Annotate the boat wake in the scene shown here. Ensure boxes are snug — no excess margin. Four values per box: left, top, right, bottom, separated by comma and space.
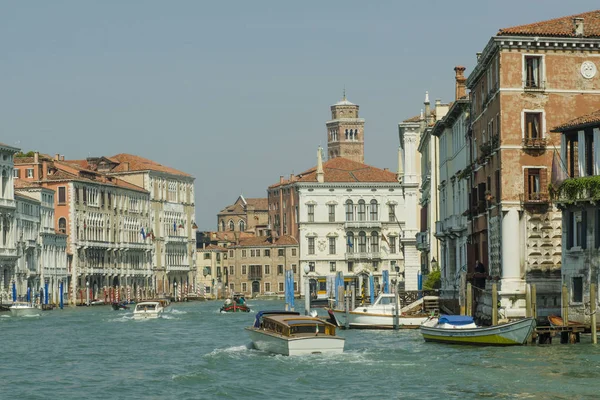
168, 309, 187, 315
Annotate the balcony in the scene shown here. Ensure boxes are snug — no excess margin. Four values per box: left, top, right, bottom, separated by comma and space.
523, 80, 546, 92
167, 235, 188, 243
344, 221, 382, 229
0, 198, 16, 208
554, 177, 600, 205
434, 220, 444, 238
166, 265, 191, 272
522, 137, 547, 149
345, 251, 382, 261
416, 232, 429, 252
520, 192, 550, 205
0, 247, 18, 258
248, 272, 263, 281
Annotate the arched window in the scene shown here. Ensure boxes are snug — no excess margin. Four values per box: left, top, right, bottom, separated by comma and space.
345, 129, 348, 140
346, 232, 354, 253
58, 217, 67, 234
358, 231, 367, 253
220, 220, 225, 231
350, 129, 355, 140
371, 231, 379, 253
1, 169, 7, 197
228, 220, 234, 231
345, 200, 354, 221
370, 200, 379, 221
357, 200, 366, 221
239, 220, 246, 232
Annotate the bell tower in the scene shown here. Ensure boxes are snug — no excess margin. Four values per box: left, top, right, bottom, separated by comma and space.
326, 92, 365, 163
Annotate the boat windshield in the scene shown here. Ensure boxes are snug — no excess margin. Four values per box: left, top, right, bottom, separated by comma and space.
136, 304, 157, 311
377, 296, 393, 305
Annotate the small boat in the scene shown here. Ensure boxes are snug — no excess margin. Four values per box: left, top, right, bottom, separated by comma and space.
245, 311, 345, 356
132, 300, 168, 319
420, 315, 536, 346
548, 315, 582, 327
89, 299, 105, 306
220, 295, 250, 313
111, 302, 130, 310
9, 302, 41, 317
328, 293, 436, 329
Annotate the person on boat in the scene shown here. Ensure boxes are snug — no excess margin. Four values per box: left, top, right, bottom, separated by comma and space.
236, 296, 245, 305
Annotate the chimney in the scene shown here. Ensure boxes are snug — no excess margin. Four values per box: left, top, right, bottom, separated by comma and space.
396, 146, 403, 182
574, 17, 584, 36
34, 152, 39, 163
280, 175, 284, 184
60, 155, 65, 161
424, 91, 431, 126
454, 66, 467, 100
54, 154, 60, 161
383, 168, 389, 172
123, 162, 130, 171
316, 146, 324, 183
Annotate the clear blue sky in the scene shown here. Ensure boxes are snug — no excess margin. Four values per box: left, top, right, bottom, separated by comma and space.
1, 1, 597, 229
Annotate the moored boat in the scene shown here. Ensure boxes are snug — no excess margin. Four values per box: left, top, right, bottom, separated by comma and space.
328, 293, 436, 329
9, 302, 41, 317
245, 311, 345, 356
132, 299, 169, 319
420, 315, 536, 346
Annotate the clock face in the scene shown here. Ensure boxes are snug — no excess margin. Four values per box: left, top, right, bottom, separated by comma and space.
581, 61, 597, 79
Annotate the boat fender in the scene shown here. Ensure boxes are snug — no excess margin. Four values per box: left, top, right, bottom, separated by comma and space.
363, 309, 367, 312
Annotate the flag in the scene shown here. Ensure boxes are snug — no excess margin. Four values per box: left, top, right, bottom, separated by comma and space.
140, 227, 146, 239
551, 150, 568, 189
178, 220, 185, 229
173, 221, 177, 232
347, 236, 353, 248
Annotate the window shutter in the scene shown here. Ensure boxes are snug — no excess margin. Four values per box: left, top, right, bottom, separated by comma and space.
540, 169, 548, 195
581, 210, 587, 249
523, 168, 529, 200
567, 211, 573, 249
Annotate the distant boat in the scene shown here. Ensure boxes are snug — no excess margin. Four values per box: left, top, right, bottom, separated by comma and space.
246, 311, 345, 356
420, 315, 536, 346
328, 293, 436, 329
111, 302, 129, 310
9, 302, 41, 317
132, 300, 169, 319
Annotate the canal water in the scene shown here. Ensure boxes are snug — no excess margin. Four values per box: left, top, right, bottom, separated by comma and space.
1, 300, 599, 399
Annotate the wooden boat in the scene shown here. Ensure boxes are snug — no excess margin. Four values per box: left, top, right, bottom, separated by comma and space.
548, 315, 581, 327
132, 299, 169, 319
220, 295, 250, 313
245, 311, 345, 356
328, 293, 436, 329
420, 315, 536, 346
111, 302, 130, 310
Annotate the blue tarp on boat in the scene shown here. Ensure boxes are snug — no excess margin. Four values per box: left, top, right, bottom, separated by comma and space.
438, 315, 474, 325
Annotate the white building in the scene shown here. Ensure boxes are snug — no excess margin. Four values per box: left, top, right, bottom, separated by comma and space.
432, 97, 470, 309
269, 148, 408, 298
0, 142, 19, 302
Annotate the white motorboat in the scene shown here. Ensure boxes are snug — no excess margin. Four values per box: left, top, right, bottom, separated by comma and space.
329, 293, 436, 329
9, 302, 41, 317
132, 300, 168, 320
246, 311, 345, 356
420, 315, 536, 346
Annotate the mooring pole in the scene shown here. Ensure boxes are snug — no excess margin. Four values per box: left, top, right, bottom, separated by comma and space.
531, 284, 537, 320
466, 282, 472, 317
344, 290, 350, 330
525, 284, 532, 318
562, 283, 568, 326
492, 283, 498, 325
591, 283, 597, 345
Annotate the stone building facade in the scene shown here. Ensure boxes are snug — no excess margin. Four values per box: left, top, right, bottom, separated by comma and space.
0, 143, 19, 302
217, 195, 269, 235
465, 11, 600, 320
552, 110, 600, 324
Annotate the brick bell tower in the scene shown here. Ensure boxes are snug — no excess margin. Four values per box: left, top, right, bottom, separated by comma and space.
326, 91, 365, 163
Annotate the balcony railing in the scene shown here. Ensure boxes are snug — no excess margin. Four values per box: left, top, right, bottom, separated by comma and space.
524, 80, 546, 91
520, 192, 550, 205
416, 232, 429, 251
166, 265, 191, 272
522, 137, 547, 149
0, 248, 18, 257
248, 272, 263, 280
344, 221, 382, 229
435, 221, 444, 237
345, 252, 381, 261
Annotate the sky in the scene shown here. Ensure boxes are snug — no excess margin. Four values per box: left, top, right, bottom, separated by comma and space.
1, 1, 598, 230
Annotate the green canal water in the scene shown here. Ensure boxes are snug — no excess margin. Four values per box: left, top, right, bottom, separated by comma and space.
2, 300, 600, 399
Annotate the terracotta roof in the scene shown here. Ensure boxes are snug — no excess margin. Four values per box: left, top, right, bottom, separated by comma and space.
274, 157, 398, 186
110, 153, 191, 177
551, 109, 600, 131
498, 10, 600, 37
14, 180, 41, 189
209, 231, 255, 242
244, 198, 268, 210
402, 114, 421, 123
200, 244, 227, 252
237, 235, 298, 247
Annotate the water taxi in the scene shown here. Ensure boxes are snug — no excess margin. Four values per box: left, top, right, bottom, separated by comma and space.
9, 302, 41, 317
420, 315, 536, 346
246, 311, 345, 356
132, 299, 169, 319
329, 293, 436, 329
